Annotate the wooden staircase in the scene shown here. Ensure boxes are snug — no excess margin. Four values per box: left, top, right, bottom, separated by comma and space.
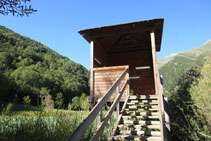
68, 67, 169, 141
111, 95, 162, 141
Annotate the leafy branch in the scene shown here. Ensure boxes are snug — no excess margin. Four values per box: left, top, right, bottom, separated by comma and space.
0, 0, 37, 17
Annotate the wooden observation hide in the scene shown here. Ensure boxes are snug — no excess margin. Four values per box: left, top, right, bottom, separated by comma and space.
79, 18, 164, 102
69, 18, 170, 141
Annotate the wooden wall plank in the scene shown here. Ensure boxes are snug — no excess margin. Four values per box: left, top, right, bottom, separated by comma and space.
94, 66, 128, 101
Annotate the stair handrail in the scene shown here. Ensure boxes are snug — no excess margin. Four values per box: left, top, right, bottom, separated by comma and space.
68, 66, 129, 141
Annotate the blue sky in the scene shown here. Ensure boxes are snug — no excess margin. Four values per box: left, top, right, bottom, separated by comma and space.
1, 0, 211, 69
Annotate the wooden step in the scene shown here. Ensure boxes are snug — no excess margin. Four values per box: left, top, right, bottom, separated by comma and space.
119, 130, 161, 136
127, 102, 158, 106
122, 120, 160, 125
124, 111, 159, 116
127, 105, 159, 109
113, 135, 161, 141
129, 95, 158, 100
118, 124, 160, 130
129, 100, 159, 104
122, 115, 159, 120
125, 108, 159, 112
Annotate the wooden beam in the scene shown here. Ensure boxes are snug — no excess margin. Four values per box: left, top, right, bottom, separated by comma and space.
150, 29, 158, 95
150, 30, 165, 141
93, 65, 128, 71
90, 41, 94, 99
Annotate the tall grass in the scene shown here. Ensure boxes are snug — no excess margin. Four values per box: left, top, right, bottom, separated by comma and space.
0, 110, 95, 141
0, 106, 116, 141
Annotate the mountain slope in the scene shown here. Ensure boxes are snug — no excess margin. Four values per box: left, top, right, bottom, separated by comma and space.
0, 25, 89, 105
157, 53, 177, 69
158, 40, 211, 95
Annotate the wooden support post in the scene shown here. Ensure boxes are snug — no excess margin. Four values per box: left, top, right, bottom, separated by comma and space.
151, 29, 164, 141
116, 85, 119, 118
90, 41, 95, 103
97, 98, 102, 128
150, 29, 158, 95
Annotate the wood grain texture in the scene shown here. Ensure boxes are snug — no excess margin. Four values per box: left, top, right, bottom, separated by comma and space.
94, 66, 128, 101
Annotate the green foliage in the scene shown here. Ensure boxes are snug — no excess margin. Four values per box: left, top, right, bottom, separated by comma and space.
168, 67, 203, 140
55, 92, 64, 109
44, 94, 54, 112
158, 41, 211, 140
1, 103, 13, 115
0, 111, 95, 140
72, 96, 80, 110
68, 103, 72, 111
23, 95, 31, 106
0, 26, 89, 106
189, 60, 211, 138
80, 93, 89, 110
0, 0, 37, 17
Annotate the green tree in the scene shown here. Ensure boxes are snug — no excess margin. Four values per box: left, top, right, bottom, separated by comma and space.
23, 95, 31, 109
40, 87, 50, 108
23, 95, 31, 105
168, 67, 206, 140
80, 93, 89, 110
55, 92, 64, 109
72, 96, 80, 110
0, 25, 89, 106
0, 0, 37, 16
190, 60, 211, 138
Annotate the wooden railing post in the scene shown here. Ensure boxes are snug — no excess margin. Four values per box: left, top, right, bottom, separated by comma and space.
97, 98, 102, 128
127, 72, 130, 97
116, 85, 119, 119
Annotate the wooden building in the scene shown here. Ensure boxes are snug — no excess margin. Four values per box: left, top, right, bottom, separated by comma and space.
79, 18, 164, 102
69, 18, 171, 141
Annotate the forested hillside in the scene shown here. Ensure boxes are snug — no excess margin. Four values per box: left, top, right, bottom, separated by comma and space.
0, 25, 89, 106
158, 40, 211, 96
158, 40, 211, 140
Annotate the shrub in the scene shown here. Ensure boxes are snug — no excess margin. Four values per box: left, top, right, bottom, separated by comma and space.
55, 92, 64, 109
1, 103, 13, 115
23, 95, 31, 106
80, 93, 89, 110
44, 94, 54, 112
72, 96, 80, 110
